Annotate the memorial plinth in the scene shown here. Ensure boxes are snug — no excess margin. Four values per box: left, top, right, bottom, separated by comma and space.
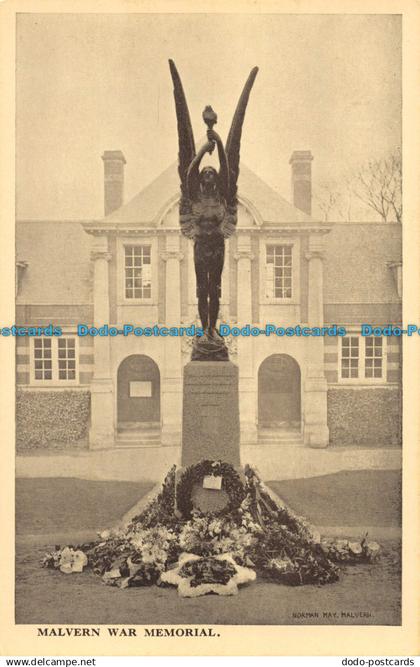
181, 361, 240, 467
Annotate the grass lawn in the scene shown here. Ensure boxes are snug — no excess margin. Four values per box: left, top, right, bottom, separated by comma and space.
268, 469, 401, 527
16, 478, 154, 535
15, 471, 401, 625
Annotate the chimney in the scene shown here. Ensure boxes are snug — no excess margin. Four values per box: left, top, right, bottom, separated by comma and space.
289, 150, 313, 216
102, 150, 126, 216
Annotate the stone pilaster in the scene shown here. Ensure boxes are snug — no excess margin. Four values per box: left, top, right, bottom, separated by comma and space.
89, 236, 114, 449
160, 236, 184, 445
303, 234, 329, 448
234, 234, 257, 445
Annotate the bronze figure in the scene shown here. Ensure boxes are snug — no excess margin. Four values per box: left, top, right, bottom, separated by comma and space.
169, 60, 258, 359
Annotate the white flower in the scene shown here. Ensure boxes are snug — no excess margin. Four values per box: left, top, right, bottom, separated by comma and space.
308, 530, 321, 544
130, 535, 144, 550
349, 542, 363, 555
129, 527, 175, 566
366, 541, 381, 559
98, 529, 110, 540
142, 551, 155, 564
102, 567, 122, 581
209, 519, 223, 535
269, 557, 294, 574
71, 551, 88, 572
58, 547, 88, 574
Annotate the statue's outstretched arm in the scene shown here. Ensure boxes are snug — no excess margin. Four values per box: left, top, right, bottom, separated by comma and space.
205, 129, 236, 238
186, 140, 214, 199
207, 129, 229, 201
180, 140, 214, 240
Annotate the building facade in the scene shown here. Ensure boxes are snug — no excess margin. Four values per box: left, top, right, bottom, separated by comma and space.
16, 150, 402, 451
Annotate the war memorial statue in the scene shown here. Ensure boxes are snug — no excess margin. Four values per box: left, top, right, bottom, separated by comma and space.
169, 59, 258, 360
38, 61, 383, 604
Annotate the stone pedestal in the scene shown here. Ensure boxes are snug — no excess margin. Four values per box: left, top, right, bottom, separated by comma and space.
181, 361, 240, 467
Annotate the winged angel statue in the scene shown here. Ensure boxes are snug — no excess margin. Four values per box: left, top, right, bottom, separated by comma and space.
169, 60, 258, 359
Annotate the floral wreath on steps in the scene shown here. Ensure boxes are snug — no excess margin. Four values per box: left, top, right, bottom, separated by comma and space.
176, 460, 246, 519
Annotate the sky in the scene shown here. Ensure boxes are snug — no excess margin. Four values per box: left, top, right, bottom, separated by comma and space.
16, 13, 401, 221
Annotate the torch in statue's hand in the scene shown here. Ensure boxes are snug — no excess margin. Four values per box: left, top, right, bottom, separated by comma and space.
203, 105, 217, 155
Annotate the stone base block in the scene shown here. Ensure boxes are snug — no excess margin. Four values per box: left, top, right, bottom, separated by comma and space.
161, 425, 181, 446
181, 361, 240, 467
240, 422, 258, 445
304, 423, 330, 448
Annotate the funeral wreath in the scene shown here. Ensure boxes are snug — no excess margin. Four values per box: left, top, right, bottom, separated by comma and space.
176, 459, 246, 518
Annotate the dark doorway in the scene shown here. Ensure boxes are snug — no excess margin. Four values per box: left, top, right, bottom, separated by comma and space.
117, 355, 160, 425
258, 354, 301, 428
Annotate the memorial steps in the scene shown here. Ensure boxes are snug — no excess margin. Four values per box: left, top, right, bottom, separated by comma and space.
257, 420, 303, 446
116, 422, 161, 448
257, 428, 303, 446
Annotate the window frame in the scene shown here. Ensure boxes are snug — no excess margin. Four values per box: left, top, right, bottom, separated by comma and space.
118, 237, 157, 305
30, 335, 79, 386
260, 238, 300, 305
123, 243, 152, 301
339, 334, 387, 384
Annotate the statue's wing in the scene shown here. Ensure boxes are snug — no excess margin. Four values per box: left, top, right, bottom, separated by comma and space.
168, 60, 196, 198
225, 67, 259, 204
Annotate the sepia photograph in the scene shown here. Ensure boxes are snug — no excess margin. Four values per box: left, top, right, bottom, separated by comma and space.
4, 4, 417, 652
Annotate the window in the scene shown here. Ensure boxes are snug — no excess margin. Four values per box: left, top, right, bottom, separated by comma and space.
33, 338, 52, 380
32, 337, 77, 384
341, 337, 359, 379
340, 336, 385, 382
364, 336, 383, 379
265, 244, 292, 299
124, 245, 151, 299
57, 338, 76, 380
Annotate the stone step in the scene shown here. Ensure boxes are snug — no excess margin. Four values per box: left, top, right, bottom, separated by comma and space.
258, 425, 300, 430
258, 439, 303, 446
259, 439, 303, 444
259, 436, 302, 441
116, 434, 160, 443
115, 440, 161, 449
259, 431, 302, 438
117, 421, 160, 431
258, 431, 303, 445
117, 430, 160, 437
